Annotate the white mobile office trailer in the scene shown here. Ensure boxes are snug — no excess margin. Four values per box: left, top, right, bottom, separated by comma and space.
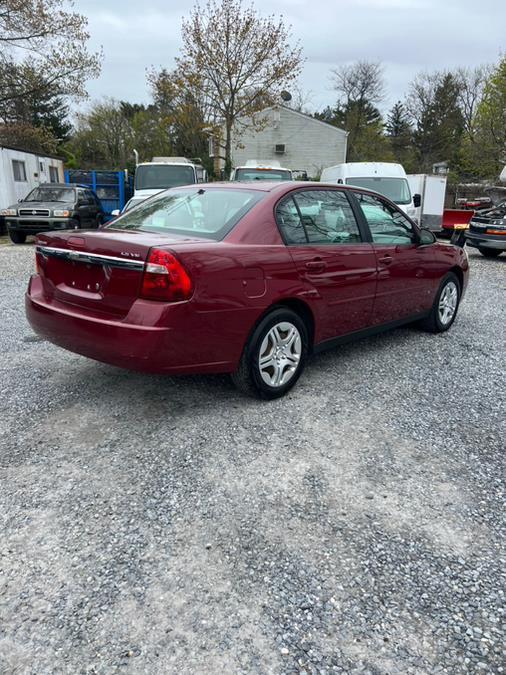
407, 174, 448, 231
320, 162, 419, 219
0, 145, 64, 209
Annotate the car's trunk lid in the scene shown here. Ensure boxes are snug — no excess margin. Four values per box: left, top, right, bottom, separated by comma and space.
36, 229, 206, 318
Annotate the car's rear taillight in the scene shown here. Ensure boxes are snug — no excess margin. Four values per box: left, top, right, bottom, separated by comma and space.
140, 248, 193, 302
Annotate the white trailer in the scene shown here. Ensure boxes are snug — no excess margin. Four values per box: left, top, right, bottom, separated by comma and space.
407, 174, 447, 231
0, 144, 64, 210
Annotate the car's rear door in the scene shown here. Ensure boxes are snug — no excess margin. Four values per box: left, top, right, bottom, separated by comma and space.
351, 190, 436, 325
276, 187, 377, 341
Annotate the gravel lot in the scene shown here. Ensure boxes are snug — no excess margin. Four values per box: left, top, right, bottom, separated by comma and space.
0, 239, 504, 674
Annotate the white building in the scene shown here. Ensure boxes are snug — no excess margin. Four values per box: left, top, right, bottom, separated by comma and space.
0, 144, 64, 209
220, 105, 348, 179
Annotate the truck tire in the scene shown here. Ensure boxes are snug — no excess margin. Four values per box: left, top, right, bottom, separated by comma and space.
479, 248, 502, 258
9, 230, 27, 244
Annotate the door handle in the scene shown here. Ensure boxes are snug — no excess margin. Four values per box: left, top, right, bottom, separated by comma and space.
305, 259, 326, 272
378, 254, 393, 265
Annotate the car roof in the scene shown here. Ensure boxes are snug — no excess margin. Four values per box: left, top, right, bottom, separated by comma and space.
36, 183, 75, 188
163, 181, 397, 202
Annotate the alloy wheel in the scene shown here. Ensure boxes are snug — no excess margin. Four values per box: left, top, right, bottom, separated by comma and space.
258, 321, 302, 387
438, 281, 458, 326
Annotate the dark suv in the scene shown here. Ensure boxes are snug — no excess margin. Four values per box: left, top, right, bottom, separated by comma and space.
1, 184, 104, 244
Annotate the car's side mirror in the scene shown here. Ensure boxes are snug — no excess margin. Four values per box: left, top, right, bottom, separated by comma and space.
413, 193, 422, 208
110, 209, 120, 217
418, 228, 436, 245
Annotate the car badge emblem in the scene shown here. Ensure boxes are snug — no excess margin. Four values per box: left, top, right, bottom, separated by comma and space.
32, 210, 37, 215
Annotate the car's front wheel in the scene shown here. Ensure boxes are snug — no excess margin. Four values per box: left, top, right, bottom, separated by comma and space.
8, 230, 26, 244
232, 307, 308, 399
419, 272, 460, 333
479, 248, 502, 258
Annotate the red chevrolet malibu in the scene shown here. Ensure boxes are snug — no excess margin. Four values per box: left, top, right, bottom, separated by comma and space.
26, 182, 469, 398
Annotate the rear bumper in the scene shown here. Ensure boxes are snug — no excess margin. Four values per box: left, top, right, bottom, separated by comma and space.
465, 232, 506, 251
25, 275, 238, 375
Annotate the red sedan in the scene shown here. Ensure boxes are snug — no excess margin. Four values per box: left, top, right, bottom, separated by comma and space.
26, 182, 469, 398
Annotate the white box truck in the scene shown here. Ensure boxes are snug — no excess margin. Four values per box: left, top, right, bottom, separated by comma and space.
230, 160, 293, 181
407, 174, 447, 231
133, 157, 207, 199
320, 162, 419, 219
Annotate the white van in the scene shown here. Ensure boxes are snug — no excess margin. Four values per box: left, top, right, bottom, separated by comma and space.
320, 162, 420, 219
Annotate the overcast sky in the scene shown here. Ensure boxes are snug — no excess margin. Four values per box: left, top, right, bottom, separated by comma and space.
79, 0, 505, 114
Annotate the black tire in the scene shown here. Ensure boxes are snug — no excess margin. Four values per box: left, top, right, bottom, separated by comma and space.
419, 272, 461, 333
8, 230, 26, 244
95, 214, 104, 228
231, 307, 309, 399
479, 248, 502, 258
69, 218, 80, 230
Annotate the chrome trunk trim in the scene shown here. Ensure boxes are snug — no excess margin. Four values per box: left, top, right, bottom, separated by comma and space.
36, 245, 145, 270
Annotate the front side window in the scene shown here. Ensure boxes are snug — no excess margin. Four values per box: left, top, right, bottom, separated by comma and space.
85, 190, 98, 205
355, 192, 415, 244
107, 188, 263, 240
12, 160, 27, 182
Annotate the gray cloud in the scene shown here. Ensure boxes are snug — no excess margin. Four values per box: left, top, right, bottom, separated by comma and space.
78, 0, 506, 114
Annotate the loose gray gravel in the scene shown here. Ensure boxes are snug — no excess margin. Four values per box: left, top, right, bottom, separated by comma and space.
0, 239, 504, 674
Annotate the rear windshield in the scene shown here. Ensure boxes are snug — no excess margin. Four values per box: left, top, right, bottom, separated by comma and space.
25, 187, 75, 202
345, 177, 411, 205
135, 164, 196, 190
235, 168, 292, 181
107, 188, 264, 240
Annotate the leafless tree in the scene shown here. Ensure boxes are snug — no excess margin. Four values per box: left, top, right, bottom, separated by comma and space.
152, 0, 303, 175
455, 65, 491, 139
331, 60, 385, 107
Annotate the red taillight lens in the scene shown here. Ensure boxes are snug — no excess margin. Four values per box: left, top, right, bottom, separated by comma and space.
140, 248, 193, 302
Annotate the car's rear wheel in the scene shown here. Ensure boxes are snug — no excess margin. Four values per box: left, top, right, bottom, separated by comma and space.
419, 272, 460, 333
232, 307, 308, 399
9, 230, 26, 244
479, 248, 502, 258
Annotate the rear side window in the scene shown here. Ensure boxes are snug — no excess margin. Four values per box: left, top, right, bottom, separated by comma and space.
276, 189, 362, 245
107, 188, 264, 240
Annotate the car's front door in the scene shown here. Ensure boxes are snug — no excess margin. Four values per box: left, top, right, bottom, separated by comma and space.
276, 188, 377, 341
351, 190, 436, 325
